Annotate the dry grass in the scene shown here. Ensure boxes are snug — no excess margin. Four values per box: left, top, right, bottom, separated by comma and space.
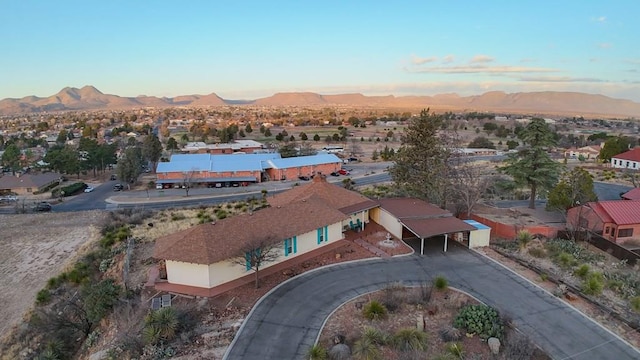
0, 211, 107, 341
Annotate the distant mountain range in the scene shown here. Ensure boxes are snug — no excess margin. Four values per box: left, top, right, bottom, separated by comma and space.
1, 85, 639, 118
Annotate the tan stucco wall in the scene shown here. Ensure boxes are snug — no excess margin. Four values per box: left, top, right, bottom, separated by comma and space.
167, 221, 345, 289
370, 207, 403, 239
166, 260, 210, 288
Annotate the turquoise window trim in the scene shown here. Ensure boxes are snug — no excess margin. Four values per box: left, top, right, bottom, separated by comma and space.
244, 251, 251, 270
324, 226, 328, 242
284, 238, 290, 256
293, 236, 297, 253
317, 228, 322, 244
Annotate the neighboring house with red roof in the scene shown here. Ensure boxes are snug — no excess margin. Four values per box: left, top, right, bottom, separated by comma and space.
611, 148, 640, 170
621, 188, 640, 201
152, 175, 484, 296
567, 201, 640, 243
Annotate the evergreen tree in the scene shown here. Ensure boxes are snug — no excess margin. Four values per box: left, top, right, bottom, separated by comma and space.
546, 167, 598, 211
142, 134, 163, 172
499, 118, 562, 209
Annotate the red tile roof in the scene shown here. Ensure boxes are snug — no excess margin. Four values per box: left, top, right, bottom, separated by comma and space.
377, 198, 449, 219
621, 188, 640, 201
153, 198, 346, 264
268, 175, 377, 214
589, 200, 640, 225
402, 217, 476, 239
612, 148, 640, 162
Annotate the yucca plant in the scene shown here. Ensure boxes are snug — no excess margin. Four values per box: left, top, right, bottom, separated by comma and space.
362, 300, 387, 320
144, 307, 179, 344
307, 344, 328, 360
574, 264, 590, 279
392, 328, 428, 352
434, 275, 448, 291
517, 230, 533, 248
352, 337, 381, 360
361, 327, 389, 345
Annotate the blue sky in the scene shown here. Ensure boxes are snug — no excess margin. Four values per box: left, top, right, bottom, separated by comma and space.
2, 1, 639, 101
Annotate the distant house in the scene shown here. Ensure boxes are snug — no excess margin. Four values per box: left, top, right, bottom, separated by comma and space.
0, 172, 62, 195
181, 140, 265, 154
611, 148, 640, 170
564, 145, 601, 160
567, 201, 640, 242
152, 176, 484, 296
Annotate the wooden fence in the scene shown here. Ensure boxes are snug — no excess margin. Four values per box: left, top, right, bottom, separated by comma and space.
557, 230, 639, 266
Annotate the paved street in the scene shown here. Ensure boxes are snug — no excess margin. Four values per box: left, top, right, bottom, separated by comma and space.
224, 245, 639, 360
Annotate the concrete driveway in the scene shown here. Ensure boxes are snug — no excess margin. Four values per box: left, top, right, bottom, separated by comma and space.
224, 245, 639, 360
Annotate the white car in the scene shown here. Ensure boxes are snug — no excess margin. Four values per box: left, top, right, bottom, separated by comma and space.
84, 186, 95, 193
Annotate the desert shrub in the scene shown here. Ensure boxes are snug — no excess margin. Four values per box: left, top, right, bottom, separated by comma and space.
67, 261, 91, 284
453, 304, 504, 340
630, 296, 640, 313
225, 203, 233, 209
574, 264, 590, 279
494, 239, 520, 252
582, 272, 604, 296
82, 279, 121, 324
143, 307, 179, 344
439, 326, 463, 342
603, 271, 640, 298
196, 209, 213, 224
382, 283, 404, 312
446, 342, 464, 358
361, 327, 389, 346
517, 230, 533, 248
556, 252, 576, 269
503, 331, 536, 360
352, 338, 381, 360
170, 212, 185, 221
307, 344, 328, 360
528, 247, 547, 258
36, 289, 51, 305
408, 282, 432, 305
392, 328, 428, 352
234, 202, 245, 209
362, 300, 387, 321
545, 238, 604, 264
432, 354, 457, 360
434, 275, 448, 291
215, 209, 228, 219
47, 274, 67, 290
540, 273, 549, 281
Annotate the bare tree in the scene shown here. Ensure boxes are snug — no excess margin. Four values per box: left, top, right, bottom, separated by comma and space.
622, 169, 639, 188
449, 161, 491, 217
233, 234, 280, 288
182, 169, 196, 197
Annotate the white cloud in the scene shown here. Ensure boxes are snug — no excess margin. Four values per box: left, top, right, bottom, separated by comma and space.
442, 55, 455, 64
597, 43, 612, 49
469, 55, 494, 64
411, 55, 438, 65
518, 76, 606, 83
408, 65, 558, 75
592, 16, 607, 23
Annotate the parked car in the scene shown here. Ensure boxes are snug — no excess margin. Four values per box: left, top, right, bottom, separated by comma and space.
156, 183, 163, 189
338, 169, 350, 176
347, 157, 359, 162
0, 195, 17, 202
84, 186, 95, 193
33, 202, 52, 212
110, 174, 117, 181
113, 183, 124, 191
298, 175, 311, 181
330, 172, 340, 177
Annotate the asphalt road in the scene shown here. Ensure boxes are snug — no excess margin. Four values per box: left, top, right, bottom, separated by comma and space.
224, 245, 639, 360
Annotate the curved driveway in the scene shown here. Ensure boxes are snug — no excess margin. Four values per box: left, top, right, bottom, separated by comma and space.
224, 246, 639, 360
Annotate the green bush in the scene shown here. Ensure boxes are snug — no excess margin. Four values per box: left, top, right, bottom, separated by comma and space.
52, 182, 87, 197
36, 289, 51, 305
215, 209, 228, 219
546, 238, 604, 264
557, 252, 576, 269
362, 327, 389, 345
362, 300, 387, 320
582, 272, 604, 296
574, 264, 590, 279
453, 304, 504, 340
392, 328, 428, 352
446, 342, 464, 358
630, 296, 640, 313
434, 275, 448, 291
170, 212, 185, 221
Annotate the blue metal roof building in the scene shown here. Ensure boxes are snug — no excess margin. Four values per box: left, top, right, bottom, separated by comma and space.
267, 153, 342, 169
157, 153, 281, 173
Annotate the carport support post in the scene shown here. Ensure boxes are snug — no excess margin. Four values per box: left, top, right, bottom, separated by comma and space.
420, 237, 424, 255
443, 234, 448, 252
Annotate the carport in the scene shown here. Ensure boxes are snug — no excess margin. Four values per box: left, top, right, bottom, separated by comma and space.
401, 216, 476, 255
371, 198, 477, 255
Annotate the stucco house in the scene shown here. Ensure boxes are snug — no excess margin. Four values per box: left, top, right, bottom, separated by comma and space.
611, 148, 640, 170
564, 145, 601, 160
0, 172, 62, 195
567, 201, 640, 243
152, 175, 490, 296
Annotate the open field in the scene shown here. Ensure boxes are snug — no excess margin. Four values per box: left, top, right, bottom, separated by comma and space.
0, 211, 106, 339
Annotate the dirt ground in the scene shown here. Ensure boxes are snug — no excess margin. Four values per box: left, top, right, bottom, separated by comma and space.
0, 211, 106, 339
